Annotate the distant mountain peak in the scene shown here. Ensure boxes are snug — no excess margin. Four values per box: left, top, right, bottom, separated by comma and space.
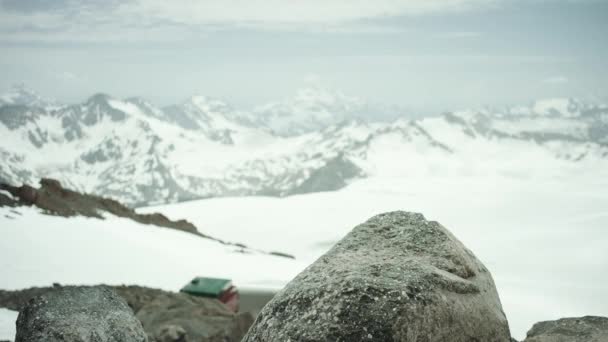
530, 97, 579, 117
1, 88, 607, 207
272, 86, 366, 110
252, 87, 404, 136
0, 84, 57, 108
187, 95, 232, 112
85, 93, 113, 105
292, 86, 361, 104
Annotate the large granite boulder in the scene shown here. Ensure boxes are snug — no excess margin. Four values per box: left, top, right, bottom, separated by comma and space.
15, 286, 147, 342
243, 211, 512, 342
524, 316, 608, 342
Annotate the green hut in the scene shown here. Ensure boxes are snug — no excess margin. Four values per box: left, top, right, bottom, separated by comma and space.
180, 277, 233, 298
180, 277, 240, 312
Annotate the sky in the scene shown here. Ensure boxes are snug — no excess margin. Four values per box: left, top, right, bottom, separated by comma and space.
0, 0, 607, 113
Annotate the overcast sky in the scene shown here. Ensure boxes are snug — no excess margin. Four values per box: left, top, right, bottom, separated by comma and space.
0, 0, 606, 113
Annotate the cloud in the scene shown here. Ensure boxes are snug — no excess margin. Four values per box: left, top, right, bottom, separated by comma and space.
50, 71, 79, 81
433, 31, 483, 39
120, 0, 498, 25
1, 0, 69, 13
542, 76, 569, 84
0, 0, 498, 42
303, 74, 324, 85
0, 0, 127, 13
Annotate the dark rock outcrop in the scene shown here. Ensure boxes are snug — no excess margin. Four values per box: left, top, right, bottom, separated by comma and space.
15, 286, 146, 342
0, 192, 17, 207
243, 211, 512, 342
0, 178, 198, 235
286, 154, 363, 196
0, 286, 58, 312
0, 178, 294, 259
524, 316, 608, 342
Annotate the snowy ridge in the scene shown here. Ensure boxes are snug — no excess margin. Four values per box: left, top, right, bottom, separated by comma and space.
0, 86, 607, 206
0, 205, 303, 291
251, 86, 405, 136
0, 84, 57, 109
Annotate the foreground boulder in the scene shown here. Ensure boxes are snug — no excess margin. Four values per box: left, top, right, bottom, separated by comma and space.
524, 316, 608, 342
243, 211, 511, 342
15, 286, 146, 342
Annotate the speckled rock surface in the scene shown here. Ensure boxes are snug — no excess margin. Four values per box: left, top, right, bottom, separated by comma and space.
1, 285, 255, 342
151, 324, 187, 342
15, 286, 147, 342
524, 316, 608, 342
242, 211, 511, 342
136, 292, 253, 342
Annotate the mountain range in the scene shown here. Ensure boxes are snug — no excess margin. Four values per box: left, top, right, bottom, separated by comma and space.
1, 84, 606, 207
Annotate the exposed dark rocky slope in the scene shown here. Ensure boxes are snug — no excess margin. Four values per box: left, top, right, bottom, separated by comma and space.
243, 211, 512, 342
0, 178, 294, 259
0, 178, 198, 235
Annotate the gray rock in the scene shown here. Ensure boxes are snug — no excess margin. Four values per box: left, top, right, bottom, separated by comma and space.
15, 286, 147, 342
286, 154, 363, 196
243, 211, 512, 342
136, 292, 253, 342
2, 285, 256, 342
524, 316, 608, 342
153, 325, 187, 342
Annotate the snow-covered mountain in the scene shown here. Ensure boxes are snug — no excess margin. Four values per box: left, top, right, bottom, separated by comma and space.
1, 86, 606, 206
0, 84, 57, 109
250, 86, 406, 136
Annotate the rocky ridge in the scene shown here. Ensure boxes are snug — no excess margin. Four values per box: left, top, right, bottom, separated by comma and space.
0, 178, 294, 259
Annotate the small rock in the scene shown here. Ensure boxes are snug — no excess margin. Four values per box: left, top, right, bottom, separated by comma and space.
137, 292, 252, 342
524, 316, 608, 342
154, 324, 187, 342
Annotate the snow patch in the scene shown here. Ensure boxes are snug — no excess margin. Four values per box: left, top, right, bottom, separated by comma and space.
0, 206, 304, 291
0, 308, 17, 342
0, 190, 14, 199
144, 174, 608, 340
532, 98, 575, 117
